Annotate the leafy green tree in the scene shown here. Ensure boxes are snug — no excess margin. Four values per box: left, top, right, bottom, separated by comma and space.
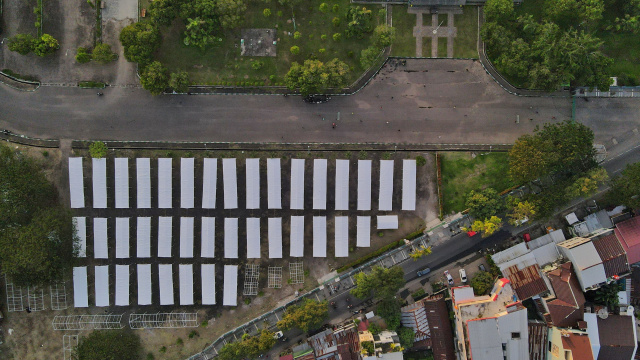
8, 34, 36, 55
465, 188, 504, 220
351, 266, 404, 300
120, 22, 161, 64
148, 0, 182, 26
76, 47, 92, 63
263, 8, 271, 17
277, 299, 328, 332
507, 198, 536, 226
377, 298, 401, 330
184, 17, 219, 49
484, 0, 514, 23
397, 327, 415, 349
284, 58, 350, 96
409, 245, 432, 261
33, 34, 59, 56
217, 342, 245, 360
345, 6, 374, 39
607, 162, 640, 208
319, 3, 329, 13
566, 167, 608, 198
360, 46, 379, 69
368, 323, 381, 335
372, 24, 396, 48
215, 0, 247, 29
290, 45, 300, 55
594, 283, 620, 309
89, 141, 108, 158
469, 216, 503, 237
332, 17, 341, 27
545, 0, 604, 27
277, 0, 302, 7
76, 330, 142, 360
361, 341, 374, 355
140, 61, 169, 95
169, 71, 190, 93
470, 270, 495, 295
92, 43, 118, 63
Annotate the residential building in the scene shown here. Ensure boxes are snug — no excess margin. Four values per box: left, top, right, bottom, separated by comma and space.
547, 326, 594, 360
452, 278, 529, 360
584, 309, 638, 360
293, 343, 315, 360
568, 210, 614, 238
526, 229, 567, 268
535, 262, 586, 328
307, 324, 361, 360
492, 242, 551, 301
615, 216, 640, 265
400, 294, 455, 360
528, 321, 549, 360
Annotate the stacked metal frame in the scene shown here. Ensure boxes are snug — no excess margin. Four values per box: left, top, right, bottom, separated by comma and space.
223, 158, 238, 209
224, 218, 239, 259
92, 158, 107, 208
357, 160, 372, 211
158, 217, 172, 258
181, 158, 195, 208
114, 158, 129, 208
246, 217, 261, 259
136, 158, 151, 208
202, 158, 217, 209
379, 160, 394, 211
201, 217, 215, 258
290, 159, 305, 210
158, 158, 172, 209
313, 159, 327, 210
180, 217, 194, 258
267, 158, 282, 209
246, 158, 260, 209
268, 217, 283, 259
136, 217, 151, 258
68, 157, 85, 208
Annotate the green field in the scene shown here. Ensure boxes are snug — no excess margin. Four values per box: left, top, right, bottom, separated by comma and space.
440, 152, 514, 214
453, 6, 478, 59
391, 5, 416, 57
152, 0, 383, 85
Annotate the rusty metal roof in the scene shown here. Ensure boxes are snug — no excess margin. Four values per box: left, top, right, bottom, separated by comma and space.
502, 264, 549, 300
592, 232, 630, 277
528, 322, 548, 360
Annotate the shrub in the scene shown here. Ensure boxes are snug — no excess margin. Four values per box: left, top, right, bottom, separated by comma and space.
89, 141, 108, 158
332, 4, 339, 12
319, 3, 329, 13
176, 338, 183, 346
294, 31, 301, 39
319, 48, 326, 53
416, 155, 426, 166
200, 320, 209, 327
76, 330, 142, 360
92, 43, 118, 63
33, 34, 60, 57
263, 8, 271, 17
146, 353, 155, 360
159, 346, 167, 353
188, 330, 199, 339
76, 47, 92, 63
8, 34, 36, 55
290, 46, 300, 55
269, 75, 276, 82
347, 50, 354, 57
333, 33, 341, 41
321, 34, 327, 40
244, 298, 252, 304
277, 10, 283, 17
368, 323, 381, 335
251, 60, 264, 70
308, 34, 314, 39
332, 17, 341, 27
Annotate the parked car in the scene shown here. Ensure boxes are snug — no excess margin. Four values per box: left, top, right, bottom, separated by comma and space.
303, 95, 331, 104
459, 269, 468, 283
274, 331, 284, 339
417, 267, 431, 277
444, 270, 454, 286
478, 264, 487, 272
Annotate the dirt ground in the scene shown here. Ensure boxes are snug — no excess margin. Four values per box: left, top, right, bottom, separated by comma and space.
0, 0, 137, 85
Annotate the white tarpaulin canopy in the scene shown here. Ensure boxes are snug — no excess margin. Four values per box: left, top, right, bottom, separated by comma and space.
377, 215, 398, 229
73, 217, 87, 257
402, 159, 417, 211
201, 217, 215, 258
290, 216, 305, 257
357, 216, 371, 247
137, 264, 152, 305
115, 265, 129, 306
379, 160, 394, 211
335, 160, 350, 210
268, 158, 282, 209
92, 158, 107, 208
136, 158, 151, 208
223, 159, 238, 209
224, 218, 238, 258
269, 217, 283, 258
202, 158, 217, 209
223, 265, 238, 306
357, 160, 372, 211
181, 158, 195, 208
116, 217, 130, 258
179, 264, 194, 305
180, 217, 194, 258
313, 159, 327, 210
334, 216, 349, 257
73, 266, 88, 308
290, 159, 305, 210
246, 218, 261, 259
115, 158, 129, 208
68, 158, 85, 208
136, 217, 151, 258
158, 158, 172, 208
245, 158, 260, 209
158, 217, 172, 257
95, 265, 109, 307
93, 218, 108, 259
159, 264, 174, 305
201, 264, 216, 305
313, 216, 327, 257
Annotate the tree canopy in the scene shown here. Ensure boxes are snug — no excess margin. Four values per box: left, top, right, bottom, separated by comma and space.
140, 61, 169, 95
377, 298, 402, 330
119, 22, 161, 64
217, 330, 275, 360
351, 266, 405, 300
470, 270, 495, 295
284, 58, 350, 96
465, 188, 505, 220
76, 329, 142, 360
397, 327, 415, 349
277, 299, 328, 332
607, 162, 640, 208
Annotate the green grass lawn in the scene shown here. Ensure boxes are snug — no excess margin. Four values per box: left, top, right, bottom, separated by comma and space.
437, 37, 447, 57
438, 13, 448, 27
391, 5, 416, 57
422, 37, 431, 57
440, 152, 514, 214
453, 6, 478, 59
153, 0, 382, 85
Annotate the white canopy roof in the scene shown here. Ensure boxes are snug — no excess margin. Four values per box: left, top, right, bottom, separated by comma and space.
201, 217, 215, 258
290, 216, 305, 257
158, 158, 172, 208
223, 158, 238, 209
269, 217, 283, 258
68, 157, 85, 208
73, 217, 87, 257
245, 158, 260, 209
92, 158, 107, 208
136, 217, 151, 258
179, 264, 194, 305
73, 266, 88, 308
180, 158, 195, 208
402, 159, 416, 211
202, 158, 217, 209
93, 218, 108, 259
137, 264, 152, 305
158, 264, 174, 305
180, 217, 194, 258
158, 217, 172, 257
313, 159, 327, 210
290, 159, 305, 210
115, 217, 130, 258
223, 265, 238, 306
357, 216, 371, 247
224, 218, 239, 258
201, 264, 216, 305
115, 265, 129, 306
357, 160, 372, 211
335, 160, 350, 210
377, 215, 399, 229
114, 158, 129, 208
136, 158, 151, 208
334, 216, 349, 257
94, 265, 109, 307
379, 160, 394, 211
313, 216, 327, 257
268, 158, 282, 209
246, 217, 261, 259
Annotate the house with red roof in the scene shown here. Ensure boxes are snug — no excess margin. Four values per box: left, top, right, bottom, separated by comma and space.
614, 216, 640, 265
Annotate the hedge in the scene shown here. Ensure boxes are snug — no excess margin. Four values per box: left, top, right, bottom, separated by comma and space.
337, 240, 404, 273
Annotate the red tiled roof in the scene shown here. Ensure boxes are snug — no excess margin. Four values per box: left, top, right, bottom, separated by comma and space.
528, 322, 548, 360
562, 333, 594, 360
502, 264, 549, 300
592, 233, 630, 277
615, 216, 640, 264
424, 294, 456, 360
546, 262, 585, 328
596, 315, 637, 360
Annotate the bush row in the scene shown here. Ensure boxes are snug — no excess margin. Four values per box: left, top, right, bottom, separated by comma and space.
337, 240, 404, 273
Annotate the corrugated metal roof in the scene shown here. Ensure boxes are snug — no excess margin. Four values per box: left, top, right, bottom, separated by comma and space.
592, 233, 630, 277
492, 242, 530, 264
527, 229, 566, 250
502, 264, 549, 300
424, 295, 456, 360
531, 242, 562, 267
528, 322, 548, 360
558, 239, 602, 270
401, 300, 431, 341
308, 329, 337, 358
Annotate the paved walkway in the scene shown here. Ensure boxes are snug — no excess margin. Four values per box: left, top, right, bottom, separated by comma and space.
409, 8, 458, 57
